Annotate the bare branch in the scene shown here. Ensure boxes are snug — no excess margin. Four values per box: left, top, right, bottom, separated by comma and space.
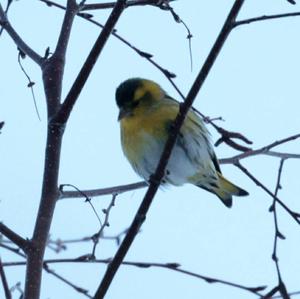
235, 162, 300, 226
81, 0, 174, 10
54, 0, 127, 125
0, 242, 92, 298
23, 2, 81, 298
0, 0, 12, 36
0, 258, 11, 299
0, 243, 26, 258
269, 159, 291, 299
93, 1, 245, 298
17, 51, 41, 121
0, 4, 43, 65
2, 258, 266, 297
54, 0, 78, 60
0, 223, 29, 253
46, 229, 128, 252
234, 11, 300, 27
60, 181, 147, 199
43, 263, 92, 298
265, 151, 300, 159
90, 194, 117, 258
220, 133, 300, 164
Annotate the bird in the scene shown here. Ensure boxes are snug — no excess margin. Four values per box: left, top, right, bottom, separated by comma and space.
115, 78, 248, 208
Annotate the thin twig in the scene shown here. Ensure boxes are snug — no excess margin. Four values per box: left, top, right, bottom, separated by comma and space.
235, 162, 300, 226
271, 159, 286, 281
0, 243, 26, 257
0, 258, 11, 299
9, 282, 23, 298
0, 4, 43, 65
2, 258, 266, 297
0, 242, 92, 298
220, 133, 300, 164
268, 159, 291, 299
81, 0, 174, 10
46, 229, 128, 253
90, 194, 117, 258
159, 1, 193, 71
60, 181, 147, 199
43, 263, 92, 298
17, 50, 41, 121
93, 1, 245, 298
234, 11, 300, 27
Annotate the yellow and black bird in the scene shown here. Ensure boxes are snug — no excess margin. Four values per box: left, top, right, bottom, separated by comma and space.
116, 78, 248, 207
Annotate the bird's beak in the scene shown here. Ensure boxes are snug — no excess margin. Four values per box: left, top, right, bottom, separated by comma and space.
118, 108, 132, 121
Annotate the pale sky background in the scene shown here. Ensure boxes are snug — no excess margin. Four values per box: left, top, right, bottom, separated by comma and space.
1, 1, 300, 298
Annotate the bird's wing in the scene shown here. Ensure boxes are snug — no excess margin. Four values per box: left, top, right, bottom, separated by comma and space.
160, 96, 221, 174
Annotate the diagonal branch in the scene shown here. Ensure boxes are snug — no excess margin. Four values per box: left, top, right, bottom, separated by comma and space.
54, 0, 127, 125
0, 242, 92, 298
0, 258, 11, 299
43, 263, 92, 298
0, 223, 29, 253
0, 4, 43, 65
235, 162, 300, 226
93, 1, 245, 298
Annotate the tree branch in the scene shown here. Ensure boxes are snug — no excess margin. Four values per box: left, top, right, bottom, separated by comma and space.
220, 133, 300, 164
234, 11, 300, 28
43, 263, 92, 298
2, 257, 266, 297
59, 181, 147, 199
0, 223, 29, 253
0, 258, 11, 299
93, 1, 245, 298
23, 2, 79, 298
41, 0, 79, 117
54, 0, 78, 60
23, 2, 126, 298
81, 0, 173, 10
54, 0, 127, 125
235, 162, 300, 226
269, 159, 291, 299
0, 4, 43, 65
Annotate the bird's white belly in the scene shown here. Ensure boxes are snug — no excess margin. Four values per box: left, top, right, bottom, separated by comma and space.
133, 132, 200, 186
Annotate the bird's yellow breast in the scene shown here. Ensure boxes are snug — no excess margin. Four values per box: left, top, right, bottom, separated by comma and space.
120, 101, 178, 164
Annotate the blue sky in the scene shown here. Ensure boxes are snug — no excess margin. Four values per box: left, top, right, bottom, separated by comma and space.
1, 1, 300, 298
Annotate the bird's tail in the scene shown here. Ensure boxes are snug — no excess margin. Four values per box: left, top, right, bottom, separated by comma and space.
213, 173, 248, 208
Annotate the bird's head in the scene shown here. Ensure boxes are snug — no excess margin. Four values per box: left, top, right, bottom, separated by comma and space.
116, 78, 165, 121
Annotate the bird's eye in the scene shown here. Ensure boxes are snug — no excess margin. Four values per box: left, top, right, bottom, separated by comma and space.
132, 100, 140, 108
